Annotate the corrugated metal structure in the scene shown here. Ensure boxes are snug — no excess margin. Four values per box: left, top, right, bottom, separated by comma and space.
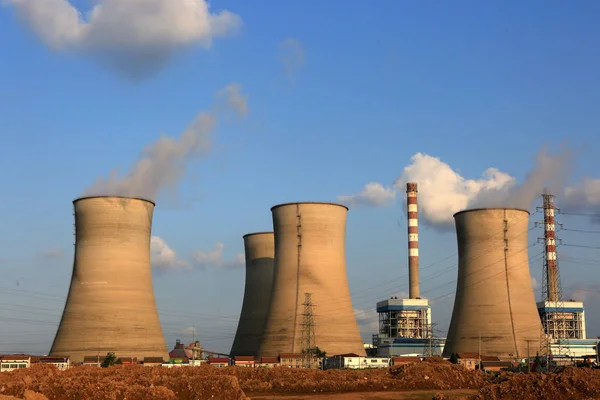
230, 232, 276, 358
50, 196, 169, 363
258, 202, 366, 358
442, 208, 542, 360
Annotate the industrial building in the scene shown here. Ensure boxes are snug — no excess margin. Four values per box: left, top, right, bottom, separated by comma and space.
50, 196, 169, 363
258, 202, 366, 358
230, 232, 276, 358
443, 208, 543, 360
373, 183, 442, 357
536, 193, 595, 363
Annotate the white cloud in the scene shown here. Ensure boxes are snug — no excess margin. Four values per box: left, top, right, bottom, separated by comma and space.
354, 308, 379, 340
181, 326, 197, 336
38, 249, 65, 259
279, 38, 305, 80
338, 182, 397, 208
338, 147, 577, 231
191, 242, 244, 269
151, 236, 188, 272
4, 0, 242, 79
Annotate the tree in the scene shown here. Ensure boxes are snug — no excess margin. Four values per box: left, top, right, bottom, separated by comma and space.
313, 347, 327, 358
101, 352, 119, 368
449, 352, 459, 364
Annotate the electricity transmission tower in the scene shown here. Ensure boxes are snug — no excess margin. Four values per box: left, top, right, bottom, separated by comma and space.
536, 193, 568, 370
422, 322, 442, 357
301, 292, 317, 368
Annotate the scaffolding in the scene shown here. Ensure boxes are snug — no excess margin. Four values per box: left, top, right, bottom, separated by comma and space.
378, 302, 430, 339
538, 303, 585, 340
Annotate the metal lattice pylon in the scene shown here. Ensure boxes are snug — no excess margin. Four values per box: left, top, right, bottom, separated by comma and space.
536, 193, 569, 370
301, 292, 317, 368
422, 322, 442, 357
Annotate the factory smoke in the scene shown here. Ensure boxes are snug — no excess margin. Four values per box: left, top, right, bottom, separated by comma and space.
337, 146, 595, 231
83, 83, 248, 201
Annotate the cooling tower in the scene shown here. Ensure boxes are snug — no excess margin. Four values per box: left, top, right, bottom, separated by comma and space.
50, 196, 169, 363
442, 208, 542, 360
230, 232, 275, 358
257, 202, 366, 357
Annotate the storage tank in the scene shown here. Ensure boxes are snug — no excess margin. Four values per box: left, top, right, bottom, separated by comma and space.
442, 208, 542, 359
230, 232, 275, 358
257, 202, 366, 357
50, 196, 169, 362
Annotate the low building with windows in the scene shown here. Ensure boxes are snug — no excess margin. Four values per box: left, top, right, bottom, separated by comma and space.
456, 353, 499, 371
35, 356, 70, 370
257, 357, 280, 368
82, 356, 102, 367
142, 357, 164, 367
234, 356, 255, 367
0, 355, 31, 372
208, 357, 230, 368
279, 353, 303, 368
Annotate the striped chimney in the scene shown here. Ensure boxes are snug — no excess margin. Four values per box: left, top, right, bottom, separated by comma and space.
543, 193, 559, 301
407, 182, 420, 299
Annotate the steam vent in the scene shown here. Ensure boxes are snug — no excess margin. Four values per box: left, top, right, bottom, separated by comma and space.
442, 208, 542, 360
230, 232, 276, 358
258, 202, 366, 358
50, 196, 169, 363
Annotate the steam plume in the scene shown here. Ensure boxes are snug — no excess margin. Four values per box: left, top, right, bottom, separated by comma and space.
338, 146, 580, 231
83, 83, 248, 201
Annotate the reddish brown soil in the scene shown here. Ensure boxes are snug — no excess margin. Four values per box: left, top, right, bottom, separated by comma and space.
0, 361, 598, 400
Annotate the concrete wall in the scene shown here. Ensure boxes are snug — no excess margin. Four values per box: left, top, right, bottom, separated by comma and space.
230, 232, 275, 358
258, 202, 366, 358
50, 196, 169, 363
443, 208, 542, 360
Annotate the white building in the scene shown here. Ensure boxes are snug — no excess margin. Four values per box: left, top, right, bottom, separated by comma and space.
324, 354, 390, 369
0, 355, 30, 372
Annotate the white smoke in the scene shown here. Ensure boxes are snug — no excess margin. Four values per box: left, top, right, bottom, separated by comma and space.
278, 38, 305, 80
338, 146, 582, 231
4, 0, 242, 79
563, 178, 600, 217
151, 236, 188, 273
82, 83, 248, 201
338, 182, 397, 208
191, 242, 244, 269
531, 276, 540, 290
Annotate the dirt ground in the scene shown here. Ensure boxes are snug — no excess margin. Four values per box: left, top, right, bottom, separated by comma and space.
0, 360, 599, 399
248, 389, 478, 400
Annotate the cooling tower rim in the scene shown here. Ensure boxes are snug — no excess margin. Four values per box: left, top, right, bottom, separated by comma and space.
242, 231, 274, 239
73, 195, 155, 206
270, 201, 349, 211
453, 207, 530, 218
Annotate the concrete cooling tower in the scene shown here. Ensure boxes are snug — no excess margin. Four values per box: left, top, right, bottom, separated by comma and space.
258, 202, 366, 358
50, 196, 169, 363
230, 232, 276, 358
442, 208, 542, 360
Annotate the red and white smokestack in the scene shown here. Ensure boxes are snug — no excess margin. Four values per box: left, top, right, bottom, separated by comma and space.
543, 193, 559, 301
407, 182, 420, 299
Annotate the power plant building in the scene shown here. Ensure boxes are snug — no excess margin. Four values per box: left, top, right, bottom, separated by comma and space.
257, 202, 366, 358
50, 196, 169, 363
230, 232, 276, 358
536, 193, 594, 360
442, 208, 542, 360
373, 183, 442, 357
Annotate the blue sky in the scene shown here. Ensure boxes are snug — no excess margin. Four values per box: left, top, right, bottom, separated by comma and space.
1, 0, 600, 355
